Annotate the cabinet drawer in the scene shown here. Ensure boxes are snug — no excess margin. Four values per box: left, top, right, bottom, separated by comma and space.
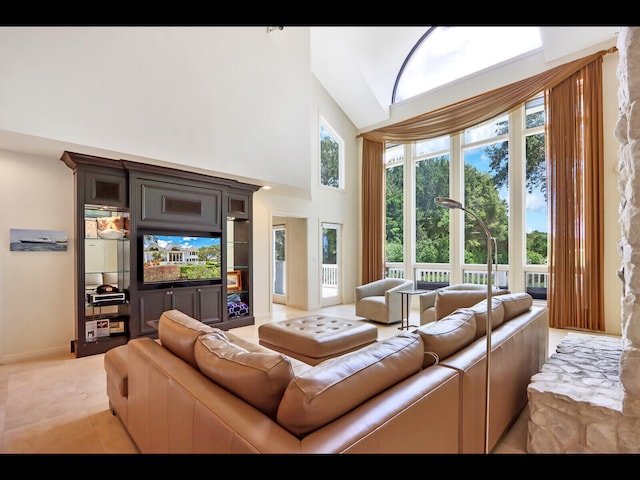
135, 179, 222, 230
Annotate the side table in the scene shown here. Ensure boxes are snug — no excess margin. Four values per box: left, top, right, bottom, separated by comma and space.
398, 289, 430, 330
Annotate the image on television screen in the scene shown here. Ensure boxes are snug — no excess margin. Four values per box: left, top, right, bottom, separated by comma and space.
142, 234, 222, 284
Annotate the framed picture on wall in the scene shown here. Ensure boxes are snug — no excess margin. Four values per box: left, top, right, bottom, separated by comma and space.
9, 228, 68, 252
227, 270, 242, 292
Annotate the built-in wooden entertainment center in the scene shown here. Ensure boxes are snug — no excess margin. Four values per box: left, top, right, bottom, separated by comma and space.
62, 151, 260, 357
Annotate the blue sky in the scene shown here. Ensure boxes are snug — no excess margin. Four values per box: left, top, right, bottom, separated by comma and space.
465, 146, 548, 234
148, 235, 220, 250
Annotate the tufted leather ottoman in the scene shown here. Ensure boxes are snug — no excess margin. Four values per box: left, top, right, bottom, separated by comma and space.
258, 315, 378, 365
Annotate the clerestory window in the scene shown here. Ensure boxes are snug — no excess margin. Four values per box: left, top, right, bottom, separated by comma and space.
393, 26, 542, 103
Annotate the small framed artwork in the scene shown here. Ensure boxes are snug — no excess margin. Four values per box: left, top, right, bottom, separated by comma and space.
227, 270, 242, 292
85, 220, 98, 238
10, 228, 68, 251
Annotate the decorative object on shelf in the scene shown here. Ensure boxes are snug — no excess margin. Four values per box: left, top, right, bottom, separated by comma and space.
227, 292, 249, 318
98, 229, 125, 239
97, 215, 127, 239
97, 215, 124, 231
85, 220, 98, 238
227, 270, 242, 292
435, 196, 493, 454
96, 319, 110, 337
96, 284, 119, 294
9, 228, 68, 252
86, 320, 97, 341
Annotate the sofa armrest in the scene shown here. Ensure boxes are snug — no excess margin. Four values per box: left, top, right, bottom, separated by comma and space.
419, 291, 437, 311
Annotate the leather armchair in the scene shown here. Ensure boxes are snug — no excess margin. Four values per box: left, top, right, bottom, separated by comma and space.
355, 278, 414, 324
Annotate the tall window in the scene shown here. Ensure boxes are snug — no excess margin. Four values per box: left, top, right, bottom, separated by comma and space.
463, 114, 510, 286
414, 136, 450, 263
385, 145, 404, 267
385, 100, 547, 296
320, 117, 344, 189
524, 95, 548, 265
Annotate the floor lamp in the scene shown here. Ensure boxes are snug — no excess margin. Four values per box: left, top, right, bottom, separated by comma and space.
435, 196, 493, 454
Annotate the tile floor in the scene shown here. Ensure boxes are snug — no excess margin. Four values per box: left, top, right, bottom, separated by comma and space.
0, 302, 566, 454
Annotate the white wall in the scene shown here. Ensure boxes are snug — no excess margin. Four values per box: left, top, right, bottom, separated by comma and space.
0, 26, 312, 191
0, 152, 76, 361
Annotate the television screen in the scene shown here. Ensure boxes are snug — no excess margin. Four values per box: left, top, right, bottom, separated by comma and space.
142, 234, 222, 285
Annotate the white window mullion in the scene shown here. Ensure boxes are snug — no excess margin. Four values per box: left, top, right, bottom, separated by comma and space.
449, 132, 464, 285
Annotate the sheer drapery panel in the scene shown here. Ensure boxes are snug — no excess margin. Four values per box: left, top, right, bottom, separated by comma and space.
546, 59, 605, 331
361, 138, 385, 283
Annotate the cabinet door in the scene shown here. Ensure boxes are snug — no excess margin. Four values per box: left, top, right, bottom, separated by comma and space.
197, 286, 222, 324
84, 171, 127, 208
138, 289, 173, 334
138, 287, 202, 334
134, 178, 222, 230
171, 288, 199, 318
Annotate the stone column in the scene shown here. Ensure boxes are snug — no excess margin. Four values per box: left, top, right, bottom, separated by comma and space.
616, 26, 640, 415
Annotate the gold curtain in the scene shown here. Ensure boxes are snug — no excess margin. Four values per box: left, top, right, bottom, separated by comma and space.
546, 59, 605, 331
361, 138, 385, 283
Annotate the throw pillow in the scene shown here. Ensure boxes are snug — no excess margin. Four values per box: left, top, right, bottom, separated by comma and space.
195, 331, 294, 420
434, 290, 489, 320
416, 309, 477, 367
158, 309, 218, 368
276, 332, 424, 438
467, 297, 506, 339
497, 292, 533, 321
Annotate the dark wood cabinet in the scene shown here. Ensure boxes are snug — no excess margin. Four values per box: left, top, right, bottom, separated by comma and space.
62, 152, 130, 357
224, 190, 254, 326
63, 151, 260, 356
132, 177, 222, 231
137, 285, 222, 335
84, 170, 128, 208
227, 192, 250, 219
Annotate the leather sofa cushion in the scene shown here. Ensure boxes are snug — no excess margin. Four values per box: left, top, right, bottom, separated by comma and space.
467, 297, 506, 339
195, 330, 295, 420
416, 309, 477, 367
499, 292, 533, 321
434, 288, 510, 320
158, 309, 217, 368
276, 332, 424, 438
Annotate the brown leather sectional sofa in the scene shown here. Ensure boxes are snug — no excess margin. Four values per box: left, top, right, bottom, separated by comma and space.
104, 292, 548, 453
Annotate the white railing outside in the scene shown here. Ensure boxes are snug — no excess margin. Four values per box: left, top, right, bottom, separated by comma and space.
526, 271, 548, 288
462, 269, 509, 286
385, 264, 405, 279
322, 264, 338, 287
415, 268, 450, 284
384, 263, 548, 297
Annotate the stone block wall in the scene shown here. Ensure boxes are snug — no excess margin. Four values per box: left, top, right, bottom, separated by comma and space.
617, 26, 640, 416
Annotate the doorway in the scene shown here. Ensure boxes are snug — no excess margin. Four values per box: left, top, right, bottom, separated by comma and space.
320, 222, 341, 307
271, 216, 307, 309
272, 224, 286, 305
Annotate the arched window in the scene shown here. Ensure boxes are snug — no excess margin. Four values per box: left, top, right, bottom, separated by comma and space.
393, 26, 542, 103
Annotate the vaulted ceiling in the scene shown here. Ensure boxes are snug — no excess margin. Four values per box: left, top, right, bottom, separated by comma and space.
310, 26, 620, 130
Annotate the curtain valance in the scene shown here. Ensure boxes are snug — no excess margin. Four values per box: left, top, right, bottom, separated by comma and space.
358, 48, 616, 144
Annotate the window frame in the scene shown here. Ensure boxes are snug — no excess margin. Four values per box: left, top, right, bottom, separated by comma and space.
385, 99, 548, 297
319, 116, 345, 190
